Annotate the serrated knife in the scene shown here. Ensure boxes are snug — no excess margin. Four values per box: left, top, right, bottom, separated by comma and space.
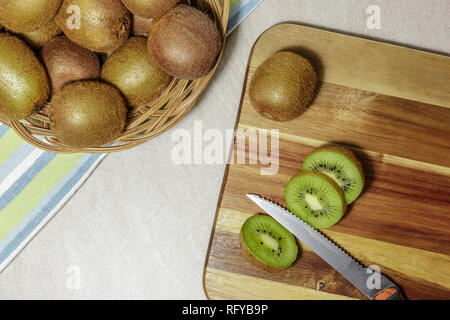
247, 194, 404, 300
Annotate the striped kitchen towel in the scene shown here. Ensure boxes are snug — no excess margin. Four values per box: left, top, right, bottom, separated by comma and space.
0, 125, 105, 271
0, 0, 263, 272
227, 0, 263, 33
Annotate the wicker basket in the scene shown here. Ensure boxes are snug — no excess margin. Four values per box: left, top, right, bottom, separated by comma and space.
0, 0, 230, 154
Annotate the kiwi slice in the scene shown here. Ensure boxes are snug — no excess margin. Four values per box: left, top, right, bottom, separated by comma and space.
285, 171, 347, 229
302, 146, 365, 204
239, 215, 298, 271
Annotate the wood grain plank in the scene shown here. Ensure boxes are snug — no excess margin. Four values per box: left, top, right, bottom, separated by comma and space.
215, 208, 450, 290
241, 80, 450, 168
205, 268, 356, 300
211, 229, 450, 299
223, 135, 450, 255
251, 24, 450, 108
207, 230, 450, 299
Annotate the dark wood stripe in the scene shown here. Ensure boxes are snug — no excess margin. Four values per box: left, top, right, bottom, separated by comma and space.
223, 137, 450, 256
208, 230, 450, 300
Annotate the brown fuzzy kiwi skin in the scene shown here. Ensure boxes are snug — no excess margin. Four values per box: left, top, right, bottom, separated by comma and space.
101, 37, 171, 107
0, 33, 50, 120
131, 15, 153, 36
294, 171, 348, 216
148, 4, 222, 80
50, 81, 127, 148
41, 36, 101, 93
55, 0, 131, 53
249, 51, 317, 122
308, 145, 365, 190
122, 0, 180, 19
20, 19, 62, 50
239, 228, 285, 273
0, 0, 62, 33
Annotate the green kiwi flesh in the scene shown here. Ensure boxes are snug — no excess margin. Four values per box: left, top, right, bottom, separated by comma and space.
122, 0, 180, 19
0, 33, 50, 120
148, 4, 222, 80
302, 146, 365, 204
249, 51, 317, 121
41, 36, 101, 93
240, 215, 298, 271
56, 0, 131, 53
50, 81, 127, 148
101, 37, 171, 107
20, 19, 61, 50
0, 0, 62, 32
285, 171, 347, 229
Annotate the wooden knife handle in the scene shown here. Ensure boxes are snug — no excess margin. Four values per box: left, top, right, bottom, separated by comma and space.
374, 287, 404, 300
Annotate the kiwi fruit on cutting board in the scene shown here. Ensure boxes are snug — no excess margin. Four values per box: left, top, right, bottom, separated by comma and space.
0, 0, 62, 32
20, 19, 61, 50
56, 0, 131, 53
249, 51, 317, 121
148, 4, 222, 80
50, 81, 127, 148
240, 215, 298, 271
41, 36, 101, 93
285, 171, 347, 229
0, 33, 50, 120
122, 0, 180, 19
101, 37, 171, 107
302, 146, 365, 204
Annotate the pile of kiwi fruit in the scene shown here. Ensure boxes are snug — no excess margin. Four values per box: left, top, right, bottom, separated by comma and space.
0, 0, 222, 148
240, 146, 365, 271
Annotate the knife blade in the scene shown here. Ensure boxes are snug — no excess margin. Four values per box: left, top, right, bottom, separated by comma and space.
247, 194, 403, 300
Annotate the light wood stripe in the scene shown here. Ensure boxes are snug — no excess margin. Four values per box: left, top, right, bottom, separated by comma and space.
205, 268, 356, 300
251, 24, 450, 108
215, 208, 450, 290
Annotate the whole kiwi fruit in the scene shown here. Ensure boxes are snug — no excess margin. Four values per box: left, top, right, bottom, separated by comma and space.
50, 81, 127, 148
21, 19, 61, 50
0, 33, 50, 120
41, 36, 101, 93
102, 37, 171, 107
0, 0, 63, 32
249, 51, 317, 121
148, 4, 222, 80
121, 0, 180, 19
56, 0, 131, 53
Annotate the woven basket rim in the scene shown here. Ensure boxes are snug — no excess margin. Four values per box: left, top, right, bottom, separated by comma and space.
1, 0, 230, 154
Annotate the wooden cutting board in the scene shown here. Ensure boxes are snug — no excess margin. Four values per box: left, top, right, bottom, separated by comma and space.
203, 24, 450, 300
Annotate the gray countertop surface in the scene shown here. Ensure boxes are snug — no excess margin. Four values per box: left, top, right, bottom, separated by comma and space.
0, 0, 448, 299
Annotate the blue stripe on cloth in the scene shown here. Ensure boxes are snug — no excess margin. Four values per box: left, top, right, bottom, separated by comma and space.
0, 143, 36, 184
0, 154, 100, 265
0, 152, 57, 212
227, 0, 262, 33
0, 125, 9, 139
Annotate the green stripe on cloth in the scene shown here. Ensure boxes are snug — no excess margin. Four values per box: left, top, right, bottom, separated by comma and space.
0, 153, 84, 241
0, 130, 24, 166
